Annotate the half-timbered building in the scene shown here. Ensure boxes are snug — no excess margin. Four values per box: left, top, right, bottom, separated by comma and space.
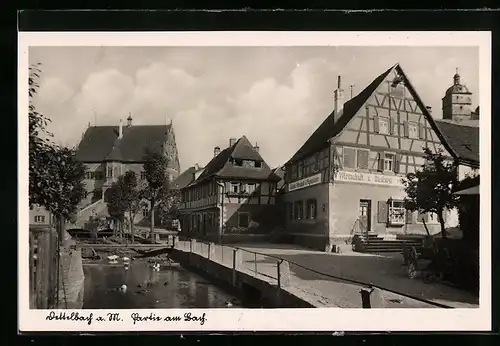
178, 136, 281, 243
282, 63, 461, 252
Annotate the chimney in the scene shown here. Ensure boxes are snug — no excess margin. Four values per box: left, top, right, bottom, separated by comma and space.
229, 138, 236, 147
426, 106, 432, 114
214, 146, 220, 157
254, 142, 260, 153
118, 119, 123, 139
194, 163, 199, 170
334, 75, 345, 122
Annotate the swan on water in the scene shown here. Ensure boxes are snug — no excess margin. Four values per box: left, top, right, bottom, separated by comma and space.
225, 301, 233, 307
119, 284, 127, 293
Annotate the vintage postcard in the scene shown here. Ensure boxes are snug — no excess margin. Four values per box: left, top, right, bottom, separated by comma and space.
18, 31, 491, 332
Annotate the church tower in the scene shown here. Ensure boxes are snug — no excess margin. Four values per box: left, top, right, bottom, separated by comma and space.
441, 68, 474, 122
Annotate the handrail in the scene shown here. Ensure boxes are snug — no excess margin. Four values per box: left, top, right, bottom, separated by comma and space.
187, 238, 452, 309
230, 245, 452, 309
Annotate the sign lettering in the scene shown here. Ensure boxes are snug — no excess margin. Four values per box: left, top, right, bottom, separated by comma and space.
335, 171, 403, 187
288, 173, 322, 192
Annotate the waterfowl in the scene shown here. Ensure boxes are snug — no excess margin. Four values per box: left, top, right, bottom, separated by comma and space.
225, 301, 233, 307
119, 284, 127, 293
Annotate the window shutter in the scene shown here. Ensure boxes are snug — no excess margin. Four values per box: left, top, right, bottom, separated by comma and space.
389, 118, 395, 135
405, 210, 413, 224
377, 200, 388, 223
403, 121, 409, 137
394, 155, 401, 173
377, 152, 384, 172
418, 122, 425, 139
373, 115, 380, 133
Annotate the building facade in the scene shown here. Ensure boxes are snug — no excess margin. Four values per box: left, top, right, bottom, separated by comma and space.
178, 136, 281, 243
282, 64, 463, 251
442, 69, 479, 125
75, 115, 181, 226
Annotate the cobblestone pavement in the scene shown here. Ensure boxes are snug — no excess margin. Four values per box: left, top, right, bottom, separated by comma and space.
235, 243, 479, 308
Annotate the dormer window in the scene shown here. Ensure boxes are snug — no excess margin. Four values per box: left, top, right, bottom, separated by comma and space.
255, 161, 262, 168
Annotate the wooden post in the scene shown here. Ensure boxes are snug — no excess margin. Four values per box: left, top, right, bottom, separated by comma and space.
360, 287, 373, 308
278, 260, 291, 288
254, 252, 257, 276
232, 249, 242, 287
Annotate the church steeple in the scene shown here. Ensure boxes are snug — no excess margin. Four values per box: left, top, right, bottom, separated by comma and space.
453, 67, 461, 85
442, 68, 474, 123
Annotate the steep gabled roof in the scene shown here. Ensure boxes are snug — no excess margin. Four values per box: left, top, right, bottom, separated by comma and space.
272, 165, 286, 190
171, 166, 204, 190
435, 120, 479, 166
76, 124, 171, 162
187, 135, 281, 187
288, 63, 457, 164
289, 65, 395, 163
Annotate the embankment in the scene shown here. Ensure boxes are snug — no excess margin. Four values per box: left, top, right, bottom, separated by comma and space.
169, 247, 315, 308
57, 231, 85, 309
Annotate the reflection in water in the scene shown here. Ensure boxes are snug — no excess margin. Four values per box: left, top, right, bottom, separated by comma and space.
82, 261, 242, 309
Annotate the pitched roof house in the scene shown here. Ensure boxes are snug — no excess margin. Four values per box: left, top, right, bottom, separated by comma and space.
178, 136, 281, 242
282, 63, 469, 252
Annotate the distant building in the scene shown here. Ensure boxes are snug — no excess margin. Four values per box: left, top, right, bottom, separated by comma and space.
178, 136, 281, 243
441, 69, 479, 126
29, 205, 53, 227
75, 115, 180, 227
171, 164, 205, 190
281, 64, 464, 252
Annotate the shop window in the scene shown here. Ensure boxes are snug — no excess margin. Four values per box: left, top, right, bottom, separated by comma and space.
305, 199, 317, 220
293, 201, 304, 220
238, 213, 250, 228
388, 199, 405, 225
343, 147, 356, 169
356, 149, 369, 170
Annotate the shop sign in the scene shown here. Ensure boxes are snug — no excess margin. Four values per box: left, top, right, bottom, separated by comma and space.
335, 171, 404, 187
288, 173, 322, 192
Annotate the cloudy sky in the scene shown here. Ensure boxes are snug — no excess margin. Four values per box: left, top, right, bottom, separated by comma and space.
29, 46, 478, 171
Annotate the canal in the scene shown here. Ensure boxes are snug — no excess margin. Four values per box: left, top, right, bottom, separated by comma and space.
82, 258, 251, 309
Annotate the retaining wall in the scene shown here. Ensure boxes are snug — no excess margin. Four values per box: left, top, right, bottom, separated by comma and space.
57, 231, 85, 309
169, 241, 315, 308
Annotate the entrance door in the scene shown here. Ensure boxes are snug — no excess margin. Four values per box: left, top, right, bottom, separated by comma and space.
359, 200, 372, 233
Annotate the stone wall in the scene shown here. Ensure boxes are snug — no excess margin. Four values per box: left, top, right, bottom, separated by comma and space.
57, 231, 85, 309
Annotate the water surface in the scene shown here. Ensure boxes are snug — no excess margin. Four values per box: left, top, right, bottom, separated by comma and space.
83, 260, 242, 309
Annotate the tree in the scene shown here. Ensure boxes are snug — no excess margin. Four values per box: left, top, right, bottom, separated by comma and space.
142, 148, 168, 241
119, 171, 142, 243
402, 147, 460, 238
106, 181, 128, 239
159, 188, 181, 225
29, 64, 86, 230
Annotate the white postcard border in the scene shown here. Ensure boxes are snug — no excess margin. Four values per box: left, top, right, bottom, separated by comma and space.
18, 31, 492, 332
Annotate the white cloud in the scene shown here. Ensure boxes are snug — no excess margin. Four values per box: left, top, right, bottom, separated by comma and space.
30, 46, 479, 170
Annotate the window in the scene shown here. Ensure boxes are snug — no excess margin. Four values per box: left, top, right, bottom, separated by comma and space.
113, 166, 120, 178
343, 147, 356, 169
384, 153, 395, 171
233, 159, 243, 166
142, 208, 149, 218
378, 117, 390, 135
34, 215, 45, 223
408, 122, 418, 138
356, 149, 369, 170
388, 199, 405, 225
242, 160, 255, 168
305, 199, 317, 220
291, 164, 298, 180
287, 203, 294, 220
293, 201, 304, 220
298, 162, 304, 179
107, 167, 113, 178
230, 182, 239, 193
247, 183, 256, 194
255, 161, 262, 168
140, 171, 147, 180
238, 213, 250, 228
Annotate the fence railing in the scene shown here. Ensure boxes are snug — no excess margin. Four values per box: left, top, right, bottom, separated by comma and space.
173, 237, 452, 309
29, 227, 60, 309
